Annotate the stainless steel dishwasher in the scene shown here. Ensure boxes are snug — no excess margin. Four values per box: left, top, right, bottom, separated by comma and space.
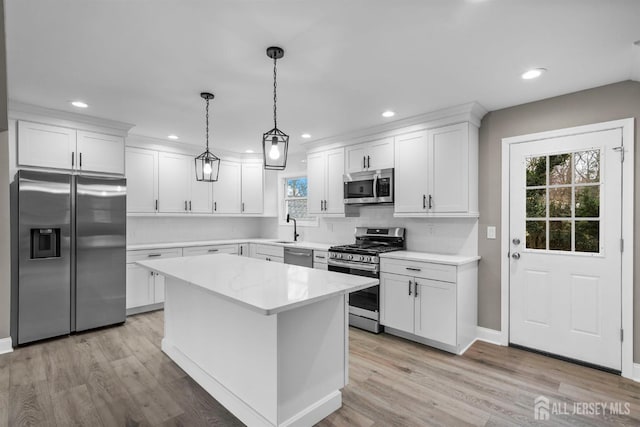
284, 247, 314, 268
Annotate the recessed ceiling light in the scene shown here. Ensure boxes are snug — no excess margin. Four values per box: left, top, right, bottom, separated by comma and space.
71, 101, 88, 108
521, 68, 547, 80
301, 133, 311, 139
167, 134, 179, 140
382, 110, 395, 118
245, 149, 255, 153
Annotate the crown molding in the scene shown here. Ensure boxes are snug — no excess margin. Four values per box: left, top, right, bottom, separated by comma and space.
303, 101, 487, 150
126, 133, 263, 162
8, 100, 135, 136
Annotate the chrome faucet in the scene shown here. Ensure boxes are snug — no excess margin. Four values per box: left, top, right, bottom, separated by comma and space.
286, 214, 299, 242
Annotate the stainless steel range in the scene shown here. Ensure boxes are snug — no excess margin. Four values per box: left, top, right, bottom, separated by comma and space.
328, 227, 405, 333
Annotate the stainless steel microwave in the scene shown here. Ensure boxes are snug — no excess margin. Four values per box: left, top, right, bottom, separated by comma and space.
343, 168, 394, 205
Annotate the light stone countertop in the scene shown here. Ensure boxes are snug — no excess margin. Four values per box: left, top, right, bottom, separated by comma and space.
137, 254, 377, 315
379, 251, 480, 266
127, 238, 334, 252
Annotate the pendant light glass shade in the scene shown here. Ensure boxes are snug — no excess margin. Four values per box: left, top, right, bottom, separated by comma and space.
195, 92, 221, 182
262, 46, 289, 170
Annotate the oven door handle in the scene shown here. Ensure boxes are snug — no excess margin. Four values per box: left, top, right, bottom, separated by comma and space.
373, 174, 378, 198
328, 258, 379, 272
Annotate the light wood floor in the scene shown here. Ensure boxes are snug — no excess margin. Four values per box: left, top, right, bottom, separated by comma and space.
1, 311, 639, 426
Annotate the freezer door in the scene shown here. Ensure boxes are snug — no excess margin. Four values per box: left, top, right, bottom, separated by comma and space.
17, 171, 72, 344
75, 176, 126, 331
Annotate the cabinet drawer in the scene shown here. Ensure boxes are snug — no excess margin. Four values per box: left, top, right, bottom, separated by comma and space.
127, 247, 183, 263
255, 254, 284, 263
380, 258, 456, 283
313, 250, 328, 265
254, 244, 284, 258
183, 244, 238, 256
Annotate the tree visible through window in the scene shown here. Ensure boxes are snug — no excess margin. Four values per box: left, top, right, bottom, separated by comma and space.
284, 177, 313, 220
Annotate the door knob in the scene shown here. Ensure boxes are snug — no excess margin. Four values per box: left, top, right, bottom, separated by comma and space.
512, 238, 521, 245
511, 252, 521, 260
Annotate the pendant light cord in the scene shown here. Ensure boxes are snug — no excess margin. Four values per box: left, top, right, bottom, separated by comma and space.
205, 98, 210, 151
273, 56, 278, 129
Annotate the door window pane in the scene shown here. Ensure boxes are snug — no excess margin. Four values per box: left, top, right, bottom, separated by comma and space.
526, 156, 546, 187
522, 149, 601, 254
549, 187, 571, 217
526, 221, 546, 250
575, 186, 600, 218
574, 150, 600, 184
575, 221, 600, 253
549, 221, 571, 251
549, 154, 571, 185
526, 189, 546, 218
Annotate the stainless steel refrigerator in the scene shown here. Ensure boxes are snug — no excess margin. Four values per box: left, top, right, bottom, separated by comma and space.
11, 170, 126, 345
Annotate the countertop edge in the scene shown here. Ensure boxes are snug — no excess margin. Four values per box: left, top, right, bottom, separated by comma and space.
379, 252, 481, 266
127, 238, 334, 252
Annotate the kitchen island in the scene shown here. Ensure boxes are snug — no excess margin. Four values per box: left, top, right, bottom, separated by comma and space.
137, 254, 377, 427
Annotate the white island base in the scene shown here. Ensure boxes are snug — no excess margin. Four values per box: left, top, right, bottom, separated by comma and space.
162, 276, 349, 427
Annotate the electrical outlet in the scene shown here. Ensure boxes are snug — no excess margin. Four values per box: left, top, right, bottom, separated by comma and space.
487, 226, 496, 239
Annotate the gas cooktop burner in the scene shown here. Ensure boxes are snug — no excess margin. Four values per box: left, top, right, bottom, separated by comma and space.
328, 227, 406, 260
329, 244, 402, 255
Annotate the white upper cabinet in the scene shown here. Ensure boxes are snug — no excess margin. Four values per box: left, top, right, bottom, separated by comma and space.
345, 137, 393, 173
17, 120, 125, 175
158, 152, 191, 213
18, 121, 76, 170
189, 161, 213, 214
307, 152, 325, 215
394, 122, 478, 217
394, 131, 429, 214
76, 131, 125, 175
213, 161, 242, 214
307, 147, 345, 216
126, 147, 158, 213
429, 123, 470, 213
241, 162, 264, 214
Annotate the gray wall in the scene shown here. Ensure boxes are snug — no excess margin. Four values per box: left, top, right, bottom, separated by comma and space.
478, 80, 640, 361
0, 0, 10, 341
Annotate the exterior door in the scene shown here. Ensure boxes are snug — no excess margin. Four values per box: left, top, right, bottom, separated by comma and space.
509, 128, 622, 370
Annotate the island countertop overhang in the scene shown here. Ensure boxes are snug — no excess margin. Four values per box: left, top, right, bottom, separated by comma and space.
137, 254, 378, 315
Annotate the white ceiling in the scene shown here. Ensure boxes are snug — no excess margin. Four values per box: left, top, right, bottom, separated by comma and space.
5, 0, 640, 154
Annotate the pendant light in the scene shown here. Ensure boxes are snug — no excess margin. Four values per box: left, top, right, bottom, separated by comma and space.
195, 92, 221, 182
262, 46, 289, 170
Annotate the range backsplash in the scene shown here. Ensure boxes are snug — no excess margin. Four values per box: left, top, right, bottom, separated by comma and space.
274, 205, 478, 256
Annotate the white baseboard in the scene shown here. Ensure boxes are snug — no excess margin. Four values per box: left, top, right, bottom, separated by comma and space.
633, 363, 640, 383
0, 337, 13, 355
476, 327, 503, 346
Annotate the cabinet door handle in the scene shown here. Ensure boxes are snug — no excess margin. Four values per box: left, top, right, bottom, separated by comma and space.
150, 271, 154, 276
184, 201, 187, 211
363, 156, 366, 169
71, 152, 75, 167
428, 194, 433, 209
148, 253, 162, 258
189, 201, 192, 211
79, 153, 82, 168
155, 199, 158, 211
315, 255, 325, 259
207, 249, 219, 253
242, 202, 245, 212
423, 194, 426, 209
406, 267, 422, 272
367, 155, 370, 169
240, 246, 243, 256
214, 201, 217, 212
408, 280, 412, 296
320, 200, 323, 211
266, 257, 271, 261
414, 281, 419, 298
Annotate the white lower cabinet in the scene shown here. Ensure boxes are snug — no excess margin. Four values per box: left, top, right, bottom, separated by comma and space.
249, 243, 284, 263
313, 250, 328, 270
125, 247, 182, 314
182, 244, 239, 256
380, 257, 477, 354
